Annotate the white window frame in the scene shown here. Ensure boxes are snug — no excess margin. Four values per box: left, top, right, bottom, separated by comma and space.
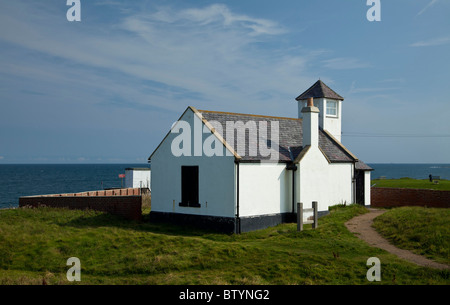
326, 100, 338, 117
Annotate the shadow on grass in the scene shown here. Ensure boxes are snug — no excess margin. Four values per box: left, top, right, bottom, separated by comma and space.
35, 204, 369, 243
59, 210, 228, 238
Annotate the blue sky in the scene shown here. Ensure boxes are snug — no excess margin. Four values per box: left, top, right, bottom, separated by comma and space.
0, 0, 449, 164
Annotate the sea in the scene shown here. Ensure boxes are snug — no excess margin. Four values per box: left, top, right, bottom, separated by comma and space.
0, 164, 148, 210
0, 163, 449, 209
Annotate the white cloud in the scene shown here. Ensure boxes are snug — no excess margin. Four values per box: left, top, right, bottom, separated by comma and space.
378, 78, 405, 84
0, 2, 314, 116
410, 36, 450, 47
321, 57, 371, 70
417, 0, 439, 16
346, 79, 405, 96
149, 4, 286, 36
349, 86, 400, 94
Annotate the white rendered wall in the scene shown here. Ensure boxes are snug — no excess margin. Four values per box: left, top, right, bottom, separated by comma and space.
364, 171, 371, 206
150, 108, 236, 218
125, 169, 150, 189
321, 99, 342, 142
238, 163, 291, 217
297, 146, 353, 212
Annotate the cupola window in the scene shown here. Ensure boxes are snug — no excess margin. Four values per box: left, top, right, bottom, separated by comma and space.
326, 100, 338, 117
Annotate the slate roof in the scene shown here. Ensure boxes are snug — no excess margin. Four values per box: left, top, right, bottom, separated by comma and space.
199, 110, 356, 163
355, 160, 374, 171
296, 80, 344, 101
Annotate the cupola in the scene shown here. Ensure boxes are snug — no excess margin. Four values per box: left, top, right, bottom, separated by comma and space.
296, 80, 344, 142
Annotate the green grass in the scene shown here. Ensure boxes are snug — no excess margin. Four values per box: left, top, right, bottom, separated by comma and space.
0, 205, 448, 285
373, 207, 450, 265
371, 178, 450, 191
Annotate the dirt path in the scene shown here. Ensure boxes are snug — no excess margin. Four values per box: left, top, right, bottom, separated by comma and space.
345, 208, 449, 270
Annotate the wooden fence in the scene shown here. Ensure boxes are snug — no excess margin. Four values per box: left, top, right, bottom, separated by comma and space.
297, 201, 318, 231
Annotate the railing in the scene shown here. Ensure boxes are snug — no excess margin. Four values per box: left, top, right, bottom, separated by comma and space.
30, 188, 142, 198
297, 201, 318, 231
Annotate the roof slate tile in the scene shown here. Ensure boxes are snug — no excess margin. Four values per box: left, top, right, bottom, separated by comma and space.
199, 110, 355, 163
296, 80, 344, 101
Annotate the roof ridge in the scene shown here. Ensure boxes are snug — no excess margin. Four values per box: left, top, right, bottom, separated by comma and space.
318, 80, 344, 101
198, 109, 301, 121
295, 80, 344, 101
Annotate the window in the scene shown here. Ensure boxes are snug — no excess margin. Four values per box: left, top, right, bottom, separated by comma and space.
180, 166, 200, 207
326, 100, 338, 117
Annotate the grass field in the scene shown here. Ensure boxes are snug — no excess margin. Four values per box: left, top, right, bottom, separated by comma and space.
0, 205, 448, 285
371, 177, 450, 191
373, 207, 449, 265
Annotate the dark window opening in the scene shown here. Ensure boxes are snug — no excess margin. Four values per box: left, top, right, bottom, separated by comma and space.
180, 166, 200, 208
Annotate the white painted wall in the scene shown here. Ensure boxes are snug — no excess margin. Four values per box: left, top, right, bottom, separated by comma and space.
150, 108, 236, 218
297, 146, 353, 212
125, 169, 150, 189
322, 98, 342, 142
364, 171, 371, 206
238, 163, 292, 217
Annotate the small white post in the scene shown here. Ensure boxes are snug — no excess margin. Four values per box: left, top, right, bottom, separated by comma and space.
297, 202, 303, 231
312, 201, 318, 229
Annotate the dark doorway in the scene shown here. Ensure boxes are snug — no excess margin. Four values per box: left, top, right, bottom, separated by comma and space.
180, 166, 200, 207
355, 170, 365, 205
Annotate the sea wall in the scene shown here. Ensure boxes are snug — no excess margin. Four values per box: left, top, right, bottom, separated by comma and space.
19, 188, 142, 221
371, 187, 450, 208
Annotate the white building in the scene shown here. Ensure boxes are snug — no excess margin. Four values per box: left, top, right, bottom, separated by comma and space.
125, 167, 151, 190
148, 80, 372, 233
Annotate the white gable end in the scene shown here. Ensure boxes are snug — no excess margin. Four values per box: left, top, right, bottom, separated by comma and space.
150, 107, 236, 219
297, 145, 353, 212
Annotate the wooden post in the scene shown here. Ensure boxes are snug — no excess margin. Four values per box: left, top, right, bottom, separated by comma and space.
297, 202, 303, 231
312, 201, 318, 229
